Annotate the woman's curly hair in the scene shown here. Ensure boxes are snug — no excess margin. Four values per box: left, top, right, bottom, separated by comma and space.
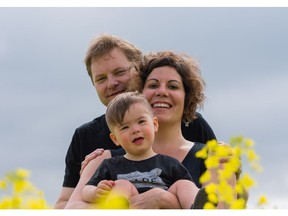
137, 51, 206, 123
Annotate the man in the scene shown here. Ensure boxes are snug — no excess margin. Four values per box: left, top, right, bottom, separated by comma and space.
54, 34, 142, 208
54, 34, 216, 208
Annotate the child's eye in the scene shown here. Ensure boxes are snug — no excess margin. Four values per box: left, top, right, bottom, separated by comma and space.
139, 119, 146, 124
120, 126, 128, 130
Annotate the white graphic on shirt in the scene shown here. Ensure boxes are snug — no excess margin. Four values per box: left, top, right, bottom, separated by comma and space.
117, 168, 168, 190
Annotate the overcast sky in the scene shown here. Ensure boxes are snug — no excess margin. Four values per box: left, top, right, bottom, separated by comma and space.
1, 7, 288, 209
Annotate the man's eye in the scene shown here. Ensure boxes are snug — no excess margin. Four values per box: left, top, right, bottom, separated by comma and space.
116, 70, 127, 75
95, 77, 106, 83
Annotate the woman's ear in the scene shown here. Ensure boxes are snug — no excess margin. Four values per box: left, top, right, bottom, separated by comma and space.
110, 133, 121, 146
153, 117, 159, 132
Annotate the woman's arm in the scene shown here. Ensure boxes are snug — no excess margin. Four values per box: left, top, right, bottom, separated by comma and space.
65, 150, 112, 209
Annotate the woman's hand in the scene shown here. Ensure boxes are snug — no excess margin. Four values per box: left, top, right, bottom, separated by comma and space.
217, 141, 242, 178
80, 148, 105, 176
129, 188, 181, 209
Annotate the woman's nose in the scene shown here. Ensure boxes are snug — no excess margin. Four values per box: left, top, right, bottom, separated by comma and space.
156, 86, 168, 97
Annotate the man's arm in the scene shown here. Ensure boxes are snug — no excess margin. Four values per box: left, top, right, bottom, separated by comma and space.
54, 187, 74, 209
65, 150, 112, 209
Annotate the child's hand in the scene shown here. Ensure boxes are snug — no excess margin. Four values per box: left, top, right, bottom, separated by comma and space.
96, 180, 115, 198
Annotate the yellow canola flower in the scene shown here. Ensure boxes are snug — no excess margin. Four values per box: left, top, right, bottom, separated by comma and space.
214, 145, 231, 158
247, 149, 259, 162
207, 192, 218, 204
235, 182, 245, 195
205, 183, 217, 194
15, 169, 30, 179
0, 169, 51, 209
244, 138, 254, 148
26, 197, 48, 209
203, 202, 216, 209
95, 191, 129, 209
230, 198, 246, 209
0, 197, 13, 209
207, 139, 218, 149
0, 179, 6, 190
221, 157, 241, 179
217, 180, 234, 204
250, 163, 263, 172
232, 145, 242, 158
217, 168, 233, 181
205, 155, 219, 169
199, 170, 211, 184
195, 147, 208, 159
13, 180, 29, 194
238, 173, 255, 190
257, 195, 268, 206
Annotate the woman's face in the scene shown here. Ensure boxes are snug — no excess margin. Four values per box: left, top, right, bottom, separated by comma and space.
142, 66, 185, 125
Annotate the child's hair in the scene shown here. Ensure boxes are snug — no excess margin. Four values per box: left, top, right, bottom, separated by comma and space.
105, 91, 153, 130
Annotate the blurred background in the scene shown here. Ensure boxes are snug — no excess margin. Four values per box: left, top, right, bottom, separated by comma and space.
1, 7, 288, 208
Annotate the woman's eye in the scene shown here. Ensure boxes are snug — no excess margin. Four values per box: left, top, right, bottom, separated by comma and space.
169, 85, 178, 90
148, 84, 158, 89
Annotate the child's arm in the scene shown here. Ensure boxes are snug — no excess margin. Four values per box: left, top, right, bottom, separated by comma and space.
82, 180, 115, 203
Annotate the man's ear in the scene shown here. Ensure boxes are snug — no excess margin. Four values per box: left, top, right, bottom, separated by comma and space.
110, 133, 121, 146
153, 117, 159, 132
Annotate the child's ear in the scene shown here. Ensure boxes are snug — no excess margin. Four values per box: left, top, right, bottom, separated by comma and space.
153, 117, 159, 132
110, 133, 121, 146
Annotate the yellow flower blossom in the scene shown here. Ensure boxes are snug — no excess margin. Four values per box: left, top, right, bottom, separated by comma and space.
208, 192, 218, 204
203, 202, 216, 209
205, 183, 217, 194
239, 173, 255, 190
232, 145, 242, 157
0, 179, 6, 190
205, 155, 219, 169
244, 138, 254, 148
235, 182, 245, 195
0, 169, 51, 209
230, 198, 246, 209
95, 191, 129, 209
199, 170, 211, 184
207, 139, 218, 149
0, 197, 12, 209
195, 147, 208, 159
214, 145, 231, 158
15, 168, 30, 179
257, 195, 268, 206
247, 149, 259, 162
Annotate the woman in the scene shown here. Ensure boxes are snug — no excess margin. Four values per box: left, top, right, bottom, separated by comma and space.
65, 51, 235, 209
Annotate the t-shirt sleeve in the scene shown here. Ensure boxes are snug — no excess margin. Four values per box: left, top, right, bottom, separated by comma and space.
86, 160, 111, 186
63, 129, 81, 187
173, 161, 194, 182
182, 112, 217, 144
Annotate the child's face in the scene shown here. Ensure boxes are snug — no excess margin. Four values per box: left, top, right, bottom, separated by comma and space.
110, 102, 158, 158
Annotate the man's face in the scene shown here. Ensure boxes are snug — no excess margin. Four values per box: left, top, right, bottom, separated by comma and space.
90, 48, 134, 106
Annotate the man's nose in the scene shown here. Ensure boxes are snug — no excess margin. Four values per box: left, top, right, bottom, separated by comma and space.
107, 77, 119, 89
